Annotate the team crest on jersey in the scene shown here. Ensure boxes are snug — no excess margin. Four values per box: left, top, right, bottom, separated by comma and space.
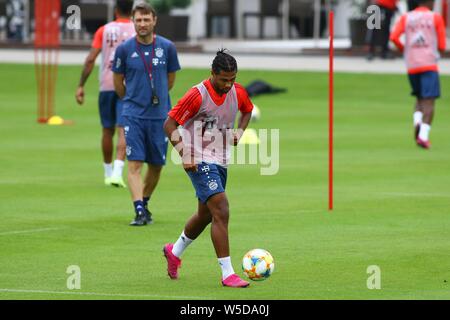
155, 48, 164, 58
208, 180, 218, 191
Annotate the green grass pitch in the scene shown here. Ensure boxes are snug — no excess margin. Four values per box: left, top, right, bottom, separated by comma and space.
0, 63, 449, 300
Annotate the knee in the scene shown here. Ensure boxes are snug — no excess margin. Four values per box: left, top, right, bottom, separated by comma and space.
212, 212, 229, 226
128, 163, 142, 175
128, 168, 140, 176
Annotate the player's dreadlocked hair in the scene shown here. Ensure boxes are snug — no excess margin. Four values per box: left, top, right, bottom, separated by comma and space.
116, 0, 134, 16
212, 49, 238, 74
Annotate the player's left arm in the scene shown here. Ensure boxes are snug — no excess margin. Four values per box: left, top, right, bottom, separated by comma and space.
79, 48, 101, 86
113, 73, 126, 99
166, 42, 181, 91
112, 44, 127, 99
164, 87, 202, 172
234, 83, 254, 146
76, 48, 101, 105
75, 26, 104, 105
434, 14, 447, 54
168, 72, 176, 91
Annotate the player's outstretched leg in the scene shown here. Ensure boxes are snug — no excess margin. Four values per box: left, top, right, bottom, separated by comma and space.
163, 243, 182, 279
128, 161, 147, 226
416, 99, 434, 149
413, 101, 423, 141
110, 127, 127, 188
207, 193, 249, 288
163, 201, 212, 279
142, 164, 162, 224
102, 127, 115, 185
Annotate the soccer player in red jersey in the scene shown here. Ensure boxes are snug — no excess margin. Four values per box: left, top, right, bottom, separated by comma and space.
390, 0, 446, 149
75, 0, 135, 186
163, 50, 254, 287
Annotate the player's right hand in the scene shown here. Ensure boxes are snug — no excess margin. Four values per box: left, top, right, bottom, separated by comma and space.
75, 87, 84, 105
183, 157, 197, 173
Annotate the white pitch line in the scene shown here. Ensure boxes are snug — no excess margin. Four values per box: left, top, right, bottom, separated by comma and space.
0, 227, 64, 236
0, 288, 214, 300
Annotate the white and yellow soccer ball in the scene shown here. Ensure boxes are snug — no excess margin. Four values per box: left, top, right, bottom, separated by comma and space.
242, 248, 275, 281
251, 104, 261, 122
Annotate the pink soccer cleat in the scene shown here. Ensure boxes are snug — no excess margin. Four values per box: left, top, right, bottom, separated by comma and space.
163, 243, 181, 279
416, 138, 431, 149
221, 274, 250, 288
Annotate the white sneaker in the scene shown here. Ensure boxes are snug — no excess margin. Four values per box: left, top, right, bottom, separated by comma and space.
110, 176, 127, 188
104, 177, 113, 186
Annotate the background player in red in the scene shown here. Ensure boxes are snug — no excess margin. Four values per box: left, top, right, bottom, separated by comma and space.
390, 0, 446, 149
163, 50, 254, 288
75, 0, 135, 187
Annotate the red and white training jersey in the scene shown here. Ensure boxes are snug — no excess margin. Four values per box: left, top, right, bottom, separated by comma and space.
91, 19, 135, 91
168, 79, 254, 166
390, 7, 447, 74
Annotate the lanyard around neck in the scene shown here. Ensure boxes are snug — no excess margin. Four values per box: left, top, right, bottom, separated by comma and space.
135, 34, 156, 89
